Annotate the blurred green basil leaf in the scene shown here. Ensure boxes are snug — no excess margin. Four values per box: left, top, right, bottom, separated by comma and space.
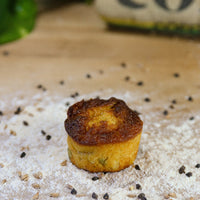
0, 0, 37, 44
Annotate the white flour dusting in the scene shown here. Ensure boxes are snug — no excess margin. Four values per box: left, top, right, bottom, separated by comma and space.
0, 91, 199, 200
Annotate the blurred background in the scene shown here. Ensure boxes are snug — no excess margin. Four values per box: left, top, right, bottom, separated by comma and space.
1, 0, 200, 44
0, 0, 92, 44
0, 0, 200, 99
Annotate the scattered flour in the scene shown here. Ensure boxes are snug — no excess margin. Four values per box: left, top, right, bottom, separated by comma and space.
0, 91, 199, 200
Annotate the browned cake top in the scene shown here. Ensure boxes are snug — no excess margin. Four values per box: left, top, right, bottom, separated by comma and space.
65, 97, 143, 145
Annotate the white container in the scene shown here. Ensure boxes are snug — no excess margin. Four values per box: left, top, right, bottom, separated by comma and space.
95, 0, 200, 35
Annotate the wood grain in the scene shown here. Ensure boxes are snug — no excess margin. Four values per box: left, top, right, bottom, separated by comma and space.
0, 4, 199, 103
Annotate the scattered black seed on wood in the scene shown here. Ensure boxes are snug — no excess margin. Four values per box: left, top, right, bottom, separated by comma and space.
23, 121, 29, 126
37, 84, 43, 89
59, 80, 64, 85
169, 105, 174, 109
173, 73, 180, 78
103, 193, 109, 199
163, 110, 168, 116
137, 81, 143, 86
14, 107, 22, 115
121, 62, 126, 68
178, 165, 185, 174
46, 135, 51, 140
37, 84, 46, 91
41, 130, 46, 135
138, 193, 146, 200
136, 183, 142, 190
186, 172, 192, 177
124, 76, 130, 81
135, 164, 141, 170
144, 97, 151, 102
188, 96, 193, 101
195, 164, 200, 168
65, 102, 70, 106
3, 50, 9, 56
189, 116, 194, 120
71, 94, 76, 98
86, 74, 92, 79
0, 111, 3, 116
99, 70, 104, 74
92, 176, 99, 181
71, 92, 79, 98
172, 100, 177, 104
71, 188, 77, 195
20, 152, 26, 158
92, 192, 98, 199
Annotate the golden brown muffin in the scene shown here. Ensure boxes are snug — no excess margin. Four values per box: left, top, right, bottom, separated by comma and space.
64, 97, 143, 172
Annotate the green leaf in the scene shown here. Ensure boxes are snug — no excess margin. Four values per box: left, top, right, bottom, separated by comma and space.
98, 157, 108, 166
0, 0, 37, 44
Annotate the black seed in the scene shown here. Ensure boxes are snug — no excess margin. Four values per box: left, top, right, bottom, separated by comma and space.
173, 73, 180, 78
3, 50, 9, 56
71, 188, 77, 195
186, 172, 192, 177
137, 81, 143, 86
189, 116, 194, 120
14, 107, 22, 115
75, 92, 79, 97
65, 102, 70, 106
20, 152, 26, 158
86, 74, 91, 79
41, 130, 46, 135
71, 92, 79, 98
23, 121, 29, 126
42, 87, 47, 92
136, 183, 142, 190
178, 165, 185, 174
124, 76, 130, 81
92, 176, 99, 181
172, 99, 177, 104
188, 96, 193, 101
195, 164, 200, 168
144, 97, 151, 102
138, 193, 145, 198
138, 193, 146, 200
92, 192, 98, 199
59, 80, 64, 85
163, 110, 168, 116
103, 193, 109, 199
121, 62, 126, 68
46, 135, 51, 140
99, 70, 104, 74
135, 164, 141, 170
169, 105, 174, 109
0, 111, 3, 116
37, 84, 43, 89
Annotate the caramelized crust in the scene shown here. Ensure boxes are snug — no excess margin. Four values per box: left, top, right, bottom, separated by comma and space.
65, 97, 143, 145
